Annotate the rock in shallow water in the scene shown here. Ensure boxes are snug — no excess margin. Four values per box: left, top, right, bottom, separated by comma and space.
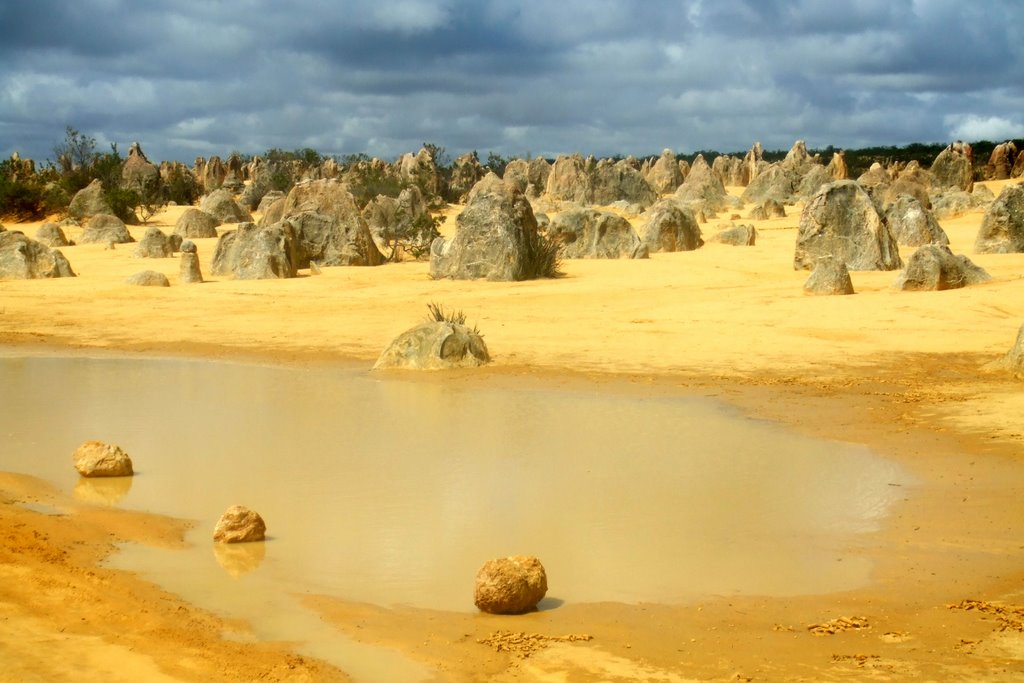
213, 505, 267, 543
73, 440, 134, 477
474, 555, 548, 614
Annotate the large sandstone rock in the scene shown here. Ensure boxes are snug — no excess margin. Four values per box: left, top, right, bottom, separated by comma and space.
986, 142, 1017, 180
67, 179, 113, 220
473, 555, 548, 615
740, 164, 795, 205
932, 189, 991, 219
930, 142, 974, 192
975, 183, 1024, 253
430, 173, 549, 281
121, 142, 159, 193
895, 245, 990, 291
674, 155, 729, 210
179, 240, 203, 283
885, 195, 949, 247
125, 270, 170, 287
277, 179, 385, 267
646, 149, 684, 193
73, 440, 133, 477
712, 154, 744, 186
373, 320, 490, 370
826, 151, 848, 180
544, 154, 592, 203
591, 159, 657, 207
449, 152, 487, 201
794, 180, 902, 271
712, 224, 757, 246
213, 505, 266, 543
641, 200, 703, 253
211, 222, 299, 279
0, 232, 75, 279
35, 223, 71, 247
803, 256, 855, 296
174, 207, 221, 239
80, 214, 134, 245
134, 227, 174, 258
549, 208, 645, 259
398, 147, 443, 199
200, 189, 253, 224
362, 185, 437, 260
256, 190, 286, 215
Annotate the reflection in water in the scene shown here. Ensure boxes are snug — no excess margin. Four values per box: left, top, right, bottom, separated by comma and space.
73, 475, 133, 505
214, 540, 267, 577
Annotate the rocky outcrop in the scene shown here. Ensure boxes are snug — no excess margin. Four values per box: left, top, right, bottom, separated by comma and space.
881, 178, 931, 211
742, 141, 767, 185
826, 151, 848, 180
67, 179, 113, 220
277, 179, 385, 267
125, 270, 170, 287
712, 155, 745, 186
641, 200, 703, 253
256, 190, 286, 215
646, 149, 684, 193
449, 153, 486, 201
201, 155, 227, 193
134, 227, 174, 258
473, 555, 548, 615
549, 208, 645, 259
174, 208, 221, 239
885, 195, 949, 247
591, 159, 657, 207
932, 189, 991, 219
73, 440, 133, 477
895, 245, 991, 291
794, 180, 902, 271
803, 256, 855, 295
0, 232, 75, 279
373, 320, 490, 370
80, 214, 134, 245
213, 505, 266, 543
200, 189, 253, 224
544, 154, 592, 203
398, 147, 443, 199
362, 186, 437, 260
986, 142, 1017, 180
712, 224, 756, 246
430, 173, 550, 280
121, 142, 159, 193
35, 223, 71, 247
856, 163, 892, 201
975, 183, 1024, 253
179, 240, 203, 283
211, 222, 299, 279
930, 142, 974, 192
674, 155, 730, 210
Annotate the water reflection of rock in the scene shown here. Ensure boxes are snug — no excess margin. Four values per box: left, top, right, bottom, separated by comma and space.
73, 475, 133, 505
213, 541, 266, 577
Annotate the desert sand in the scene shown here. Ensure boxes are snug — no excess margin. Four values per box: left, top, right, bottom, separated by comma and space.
1, 181, 1023, 681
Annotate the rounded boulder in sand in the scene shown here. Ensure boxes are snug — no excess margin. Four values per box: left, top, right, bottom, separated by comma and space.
474, 555, 548, 614
213, 505, 267, 543
73, 440, 134, 477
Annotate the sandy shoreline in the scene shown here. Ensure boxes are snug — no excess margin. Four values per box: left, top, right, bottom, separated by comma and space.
2, 184, 1023, 680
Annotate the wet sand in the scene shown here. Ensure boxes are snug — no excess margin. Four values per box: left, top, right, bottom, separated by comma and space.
1, 182, 1023, 681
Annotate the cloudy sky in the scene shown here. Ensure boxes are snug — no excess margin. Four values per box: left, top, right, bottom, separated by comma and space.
2, 0, 1022, 165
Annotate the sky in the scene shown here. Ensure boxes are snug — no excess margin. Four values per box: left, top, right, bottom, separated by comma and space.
2, 0, 1023, 166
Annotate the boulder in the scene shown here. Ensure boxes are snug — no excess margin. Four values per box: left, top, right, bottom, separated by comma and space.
0, 232, 75, 279
179, 240, 203, 283
397, 147, 443, 200
794, 180, 902, 271
895, 245, 991, 291
856, 163, 892, 202
932, 189, 991, 219
80, 214, 134, 245
674, 155, 730, 210
826, 151, 848, 180
549, 208, 645, 259
544, 154, 592, 203
213, 505, 266, 543
796, 165, 833, 199
646, 149, 684, 193
449, 152, 487, 201
975, 183, 1024, 253
641, 200, 703, 253
986, 142, 1017, 180
473, 555, 548, 615
741, 141, 767, 185
713, 224, 757, 246
258, 196, 287, 228
712, 155, 745, 186
591, 159, 657, 207
73, 440, 133, 477
35, 223, 71, 247
277, 179, 385, 267
430, 173, 550, 280
174, 207, 221, 239
211, 221, 298, 279
741, 164, 796, 205
256, 190, 286, 215
121, 142, 160, 193
373, 320, 490, 370
803, 256, 855, 296
362, 185, 437, 260
200, 188, 253, 224
885, 195, 949, 247
986, 323, 1024, 379
134, 227, 174, 258
930, 142, 974, 192
67, 179, 113, 220
881, 178, 931, 210
125, 270, 170, 287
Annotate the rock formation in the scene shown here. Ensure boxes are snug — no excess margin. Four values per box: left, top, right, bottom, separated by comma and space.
373, 320, 490, 370
794, 180, 902, 271
674, 154, 730, 211
975, 183, 1024, 253
276, 179, 385, 267
67, 179, 113, 220
134, 227, 174, 258
213, 505, 266, 543
125, 270, 170, 287
544, 154, 592, 203
73, 440, 133, 477
212, 222, 299, 279
894, 245, 991, 291
548, 208, 646, 259
35, 223, 71, 247
0, 232, 75, 279
712, 155, 745, 187
930, 142, 974, 192
826, 151, 848, 180
641, 200, 703, 253
449, 153, 487, 201
362, 185, 437, 260
256, 190, 286, 215
803, 256, 855, 295
986, 142, 1017, 180
174, 208, 221, 239
712, 224, 757, 246
473, 555, 548, 615
885, 195, 949, 247
179, 240, 203, 283
430, 173, 551, 281
200, 189, 253, 224
591, 159, 657, 207
79, 214, 134, 245
121, 142, 160, 193
646, 149, 684, 193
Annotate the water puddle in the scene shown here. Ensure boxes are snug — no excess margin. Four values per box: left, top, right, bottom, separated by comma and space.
0, 352, 912, 679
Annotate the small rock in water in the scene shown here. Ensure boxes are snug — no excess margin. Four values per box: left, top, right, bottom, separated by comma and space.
72, 440, 134, 477
213, 505, 267, 543
474, 555, 548, 614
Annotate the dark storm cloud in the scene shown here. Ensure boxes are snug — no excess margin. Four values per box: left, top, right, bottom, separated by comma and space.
1, 0, 1022, 165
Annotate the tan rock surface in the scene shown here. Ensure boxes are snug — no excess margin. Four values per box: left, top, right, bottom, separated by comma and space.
474, 555, 548, 614
72, 440, 134, 477
213, 505, 267, 543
